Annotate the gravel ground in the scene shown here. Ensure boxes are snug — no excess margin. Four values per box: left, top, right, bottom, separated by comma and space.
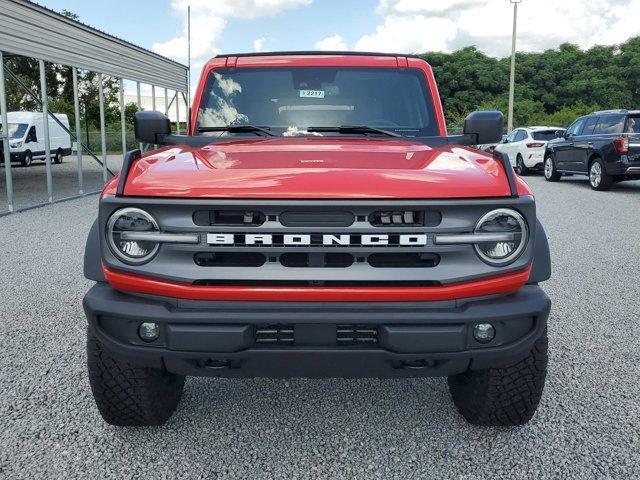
1, 174, 639, 479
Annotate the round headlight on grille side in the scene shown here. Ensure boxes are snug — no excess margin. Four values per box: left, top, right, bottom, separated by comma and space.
474, 208, 528, 266
107, 207, 160, 264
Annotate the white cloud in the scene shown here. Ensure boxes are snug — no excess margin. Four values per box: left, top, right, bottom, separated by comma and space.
153, 0, 312, 61
314, 34, 348, 51
253, 37, 268, 52
354, 15, 456, 53
376, 0, 488, 16
352, 0, 640, 58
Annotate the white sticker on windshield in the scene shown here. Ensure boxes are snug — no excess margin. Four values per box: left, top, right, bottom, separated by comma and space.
299, 89, 325, 98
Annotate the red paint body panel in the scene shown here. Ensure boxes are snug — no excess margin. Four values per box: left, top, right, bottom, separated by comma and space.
121, 138, 517, 199
103, 265, 532, 302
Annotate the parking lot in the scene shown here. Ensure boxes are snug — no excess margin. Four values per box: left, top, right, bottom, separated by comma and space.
0, 174, 639, 479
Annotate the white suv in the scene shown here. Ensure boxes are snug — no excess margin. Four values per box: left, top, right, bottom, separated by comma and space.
494, 126, 564, 176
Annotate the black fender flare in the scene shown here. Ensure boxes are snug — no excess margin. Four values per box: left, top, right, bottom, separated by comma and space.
528, 219, 551, 284
84, 218, 105, 282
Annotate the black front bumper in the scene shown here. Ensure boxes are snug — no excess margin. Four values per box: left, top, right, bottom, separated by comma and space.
83, 283, 550, 378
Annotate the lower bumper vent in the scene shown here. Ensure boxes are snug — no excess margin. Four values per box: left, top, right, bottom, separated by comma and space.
255, 325, 294, 345
337, 325, 378, 345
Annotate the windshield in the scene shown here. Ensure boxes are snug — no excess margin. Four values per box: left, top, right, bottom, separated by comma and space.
532, 130, 561, 141
0, 123, 28, 140
196, 67, 438, 136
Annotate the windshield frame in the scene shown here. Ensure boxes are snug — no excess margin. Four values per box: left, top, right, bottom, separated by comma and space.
191, 60, 446, 138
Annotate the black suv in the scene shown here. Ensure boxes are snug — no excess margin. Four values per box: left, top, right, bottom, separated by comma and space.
543, 109, 640, 190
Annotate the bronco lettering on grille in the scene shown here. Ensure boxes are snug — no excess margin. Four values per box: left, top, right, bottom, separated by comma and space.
206, 233, 428, 247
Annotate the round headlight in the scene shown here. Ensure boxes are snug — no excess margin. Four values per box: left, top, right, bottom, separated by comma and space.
107, 207, 160, 264
474, 208, 528, 266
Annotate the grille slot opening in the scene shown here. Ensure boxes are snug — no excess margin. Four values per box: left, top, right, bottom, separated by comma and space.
255, 325, 294, 345
280, 252, 354, 268
279, 211, 354, 227
337, 325, 378, 345
368, 253, 440, 268
369, 210, 441, 227
194, 252, 266, 267
193, 210, 265, 226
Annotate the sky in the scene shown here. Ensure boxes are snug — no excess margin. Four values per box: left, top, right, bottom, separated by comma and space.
39, 0, 640, 93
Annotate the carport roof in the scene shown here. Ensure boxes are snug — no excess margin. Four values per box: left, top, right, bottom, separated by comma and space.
0, 0, 188, 92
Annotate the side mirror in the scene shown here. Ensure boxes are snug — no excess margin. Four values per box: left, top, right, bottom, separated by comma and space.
134, 111, 171, 144
463, 111, 504, 145
556, 130, 565, 138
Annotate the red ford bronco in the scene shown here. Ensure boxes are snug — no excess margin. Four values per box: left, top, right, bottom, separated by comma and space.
83, 52, 551, 427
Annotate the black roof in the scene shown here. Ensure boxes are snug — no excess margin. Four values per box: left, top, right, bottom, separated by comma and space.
215, 51, 423, 59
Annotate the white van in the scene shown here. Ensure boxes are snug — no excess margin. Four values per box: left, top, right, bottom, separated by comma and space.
0, 111, 72, 167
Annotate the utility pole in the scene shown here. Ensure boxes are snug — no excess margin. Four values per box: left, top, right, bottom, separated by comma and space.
507, 0, 522, 132
187, 5, 191, 133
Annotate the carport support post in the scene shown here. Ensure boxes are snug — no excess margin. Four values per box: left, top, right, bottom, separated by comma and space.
164, 88, 168, 116
136, 81, 143, 152
151, 85, 157, 148
72, 67, 84, 194
98, 73, 107, 182
182, 92, 190, 133
119, 78, 126, 158
0, 51, 14, 212
175, 92, 180, 134
39, 59, 53, 203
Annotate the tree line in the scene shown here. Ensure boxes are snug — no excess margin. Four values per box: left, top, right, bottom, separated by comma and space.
421, 36, 640, 131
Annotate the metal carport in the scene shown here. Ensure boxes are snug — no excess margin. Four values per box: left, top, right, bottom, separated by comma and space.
0, 0, 188, 213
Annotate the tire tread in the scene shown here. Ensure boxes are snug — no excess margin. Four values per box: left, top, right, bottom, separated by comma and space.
448, 331, 548, 426
87, 329, 185, 426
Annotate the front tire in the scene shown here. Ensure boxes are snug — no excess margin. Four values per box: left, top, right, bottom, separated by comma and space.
87, 329, 185, 426
447, 330, 548, 426
21, 150, 33, 167
53, 149, 63, 164
543, 154, 560, 182
589, 158, 611, 191
515, 155, 528, 176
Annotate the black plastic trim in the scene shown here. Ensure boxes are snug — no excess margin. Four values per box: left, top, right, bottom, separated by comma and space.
528, 219, 551, 284
493, 150, 519, 197
216, 51, 423, 59
84, 218, 105, 282
115, 149, 141, 196
157, 133, 484, 147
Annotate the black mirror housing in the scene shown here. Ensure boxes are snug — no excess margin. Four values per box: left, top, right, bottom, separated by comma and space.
463, 111, 504, 145
134, 111, 171, 144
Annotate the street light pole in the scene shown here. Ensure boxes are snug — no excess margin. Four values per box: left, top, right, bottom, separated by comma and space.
507, 0, 522, 132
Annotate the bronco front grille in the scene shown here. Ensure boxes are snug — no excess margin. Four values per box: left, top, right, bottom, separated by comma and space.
100, 197, 537, 287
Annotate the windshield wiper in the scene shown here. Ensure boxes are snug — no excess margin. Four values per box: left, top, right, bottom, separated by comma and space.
307, 125, 403, 138
197, 125, 275, 137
